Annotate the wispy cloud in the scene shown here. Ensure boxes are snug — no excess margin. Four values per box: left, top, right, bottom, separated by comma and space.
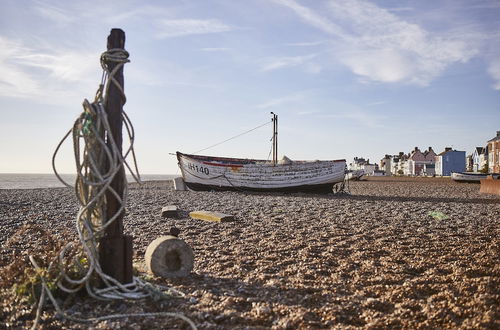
260, 54, 317, 72
13, 52, 95, 82
155, 19, 232, 38
0, 37, 42, 99
366, 101, 387, 106
463, 2, 500, 10
200, 47, 230, 52
386, 7, 414, 13
256, 92, 307, 109
322, 110, 384, 128
0, 35, 97, 103
487, 59, 500, 90
271, 0, 349, 40
33, 1, 75, 26
103, 5, 174, 24
297, 110, 321, 115
273, 0, 479, 86
286, 40, 326, 47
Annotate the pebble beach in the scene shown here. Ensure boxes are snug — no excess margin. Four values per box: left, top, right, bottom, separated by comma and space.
1, 177, 499, 329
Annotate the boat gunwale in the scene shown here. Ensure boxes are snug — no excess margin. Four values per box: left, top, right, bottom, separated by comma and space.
177, 151, 346, 166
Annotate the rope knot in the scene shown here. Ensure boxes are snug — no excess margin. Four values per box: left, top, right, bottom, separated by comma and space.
100, 48, 130, 65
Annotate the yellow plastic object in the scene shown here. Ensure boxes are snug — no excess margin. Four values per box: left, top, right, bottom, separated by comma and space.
189, 211, 235, 222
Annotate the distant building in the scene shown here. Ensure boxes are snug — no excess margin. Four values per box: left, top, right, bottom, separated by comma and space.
466, 154, 474, 172
435, 148, 466, 176
390, 157, 399, 175
487, 131, 500, 173
471, 147, 487, 172
380, 155, 392, 175
424, 163, 435, 176
349, 157, 366, 171
401, 158, 410, 176
349, 157, 379, 175
408, 147, 436, 176
389, 152, 408, 175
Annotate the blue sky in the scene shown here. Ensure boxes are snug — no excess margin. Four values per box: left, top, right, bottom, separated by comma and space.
1, 0, 499, 174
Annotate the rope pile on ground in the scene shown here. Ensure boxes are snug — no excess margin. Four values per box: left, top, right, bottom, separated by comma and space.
29, 48, 197, 329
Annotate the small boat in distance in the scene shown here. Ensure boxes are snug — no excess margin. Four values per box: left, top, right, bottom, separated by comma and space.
451, 172, 500, 183
176, 113, 346, 193
346, 169, 365, 181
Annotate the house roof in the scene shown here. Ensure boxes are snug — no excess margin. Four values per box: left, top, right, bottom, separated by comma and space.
488, 131, 500, 142
475, 147, 484, 154
437, 148, 453, 156
424, 148, 435, 156
438, 149, 465, 156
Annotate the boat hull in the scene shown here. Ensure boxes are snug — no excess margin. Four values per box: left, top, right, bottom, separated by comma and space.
451, 172, 499, 183
177, 152, 346, 193
346, 169, 365, 181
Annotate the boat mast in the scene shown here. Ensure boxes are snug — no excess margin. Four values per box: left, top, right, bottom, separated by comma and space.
271, 112, 278, 165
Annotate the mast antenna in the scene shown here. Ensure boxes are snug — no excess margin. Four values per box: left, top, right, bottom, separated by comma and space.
271, 112, 278, 165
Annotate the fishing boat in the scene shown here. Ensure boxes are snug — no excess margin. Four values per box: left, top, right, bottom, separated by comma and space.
176, 113, 346, 193
346, 169, 365, 181
451, 172, 499, 183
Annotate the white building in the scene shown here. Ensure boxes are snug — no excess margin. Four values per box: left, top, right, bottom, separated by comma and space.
349, 157, 378, 175
380, 155, 392, 175
472, 147, 487, 172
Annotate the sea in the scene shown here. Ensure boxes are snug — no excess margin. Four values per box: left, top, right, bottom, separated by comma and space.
0, 173, 177, 190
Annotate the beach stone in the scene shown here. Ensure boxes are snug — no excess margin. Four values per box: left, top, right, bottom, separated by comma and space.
161, 205, 179, 218
145, 235, 194, 278
169, 227, 180, 237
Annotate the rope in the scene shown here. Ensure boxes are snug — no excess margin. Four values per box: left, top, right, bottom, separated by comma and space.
266, 133, 274, 161
192, 120, 272, 155
29, 257, 196, 329
332, 166, 350, 195
42, 48, 196, 329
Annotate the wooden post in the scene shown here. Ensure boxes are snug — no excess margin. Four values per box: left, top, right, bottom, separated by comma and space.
271, 112, 278, 165
99, 28, 133, 284
275, 114, 278, 163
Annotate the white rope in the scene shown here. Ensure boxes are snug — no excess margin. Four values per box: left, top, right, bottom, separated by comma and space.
29, 257, 197, 329
37, 47, 197, 329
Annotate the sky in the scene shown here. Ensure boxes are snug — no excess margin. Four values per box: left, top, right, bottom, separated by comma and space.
0, 0, 499, 175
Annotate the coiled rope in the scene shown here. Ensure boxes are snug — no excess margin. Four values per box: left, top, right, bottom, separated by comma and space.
32, 48, 197, 329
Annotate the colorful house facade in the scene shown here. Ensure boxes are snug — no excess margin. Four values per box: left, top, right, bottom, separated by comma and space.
471, 147, 487, 172
487, 131, 500, 173
407, 147, 436, 176
435, 148, 466, 176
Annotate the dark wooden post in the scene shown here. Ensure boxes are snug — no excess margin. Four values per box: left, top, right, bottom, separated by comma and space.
99, 28, 133, 284
275, 114, 278, 163
271, 112, 278, 165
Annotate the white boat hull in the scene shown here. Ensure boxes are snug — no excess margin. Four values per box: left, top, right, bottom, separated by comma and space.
451, 172, 499, 182
177, 152, 346, 193
346, 169, 365, 181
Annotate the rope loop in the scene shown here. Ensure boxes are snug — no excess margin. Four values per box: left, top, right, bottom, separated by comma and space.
45, 46, 197, 329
